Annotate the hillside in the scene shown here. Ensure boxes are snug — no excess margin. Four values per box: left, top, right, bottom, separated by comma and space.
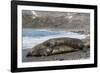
22, 10, 90, 33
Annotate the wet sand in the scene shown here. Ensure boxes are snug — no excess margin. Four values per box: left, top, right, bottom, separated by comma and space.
22, 47, 90, 62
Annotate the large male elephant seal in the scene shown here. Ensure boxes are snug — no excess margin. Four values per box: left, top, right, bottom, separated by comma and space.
26, 37, 84, 57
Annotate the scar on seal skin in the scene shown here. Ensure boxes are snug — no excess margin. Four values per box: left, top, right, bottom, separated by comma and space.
26, 37, 85, 57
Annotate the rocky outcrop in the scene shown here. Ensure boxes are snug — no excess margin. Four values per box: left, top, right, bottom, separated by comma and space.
22, 10, 90, 32
26, 37, 85, 57
22, 10, 34, 27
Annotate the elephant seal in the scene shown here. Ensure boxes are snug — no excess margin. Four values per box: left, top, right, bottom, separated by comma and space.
26, 37, 84, 57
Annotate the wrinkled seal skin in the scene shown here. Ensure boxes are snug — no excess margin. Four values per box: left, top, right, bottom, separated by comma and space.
43, 37, 84, 50
26, 37, 84, 57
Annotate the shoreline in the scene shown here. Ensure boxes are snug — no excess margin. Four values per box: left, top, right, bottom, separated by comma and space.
23, 27, 90, 35
22, 29, 89, 50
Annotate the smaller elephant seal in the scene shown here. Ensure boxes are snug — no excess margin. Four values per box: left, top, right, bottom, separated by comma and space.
26, 37, 84, 57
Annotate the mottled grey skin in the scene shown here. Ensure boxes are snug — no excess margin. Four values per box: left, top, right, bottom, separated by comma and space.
42, 37, 84, 51
26, 37, 84, 57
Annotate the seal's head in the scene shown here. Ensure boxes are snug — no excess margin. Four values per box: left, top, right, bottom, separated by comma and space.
26, 46, 53, 57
